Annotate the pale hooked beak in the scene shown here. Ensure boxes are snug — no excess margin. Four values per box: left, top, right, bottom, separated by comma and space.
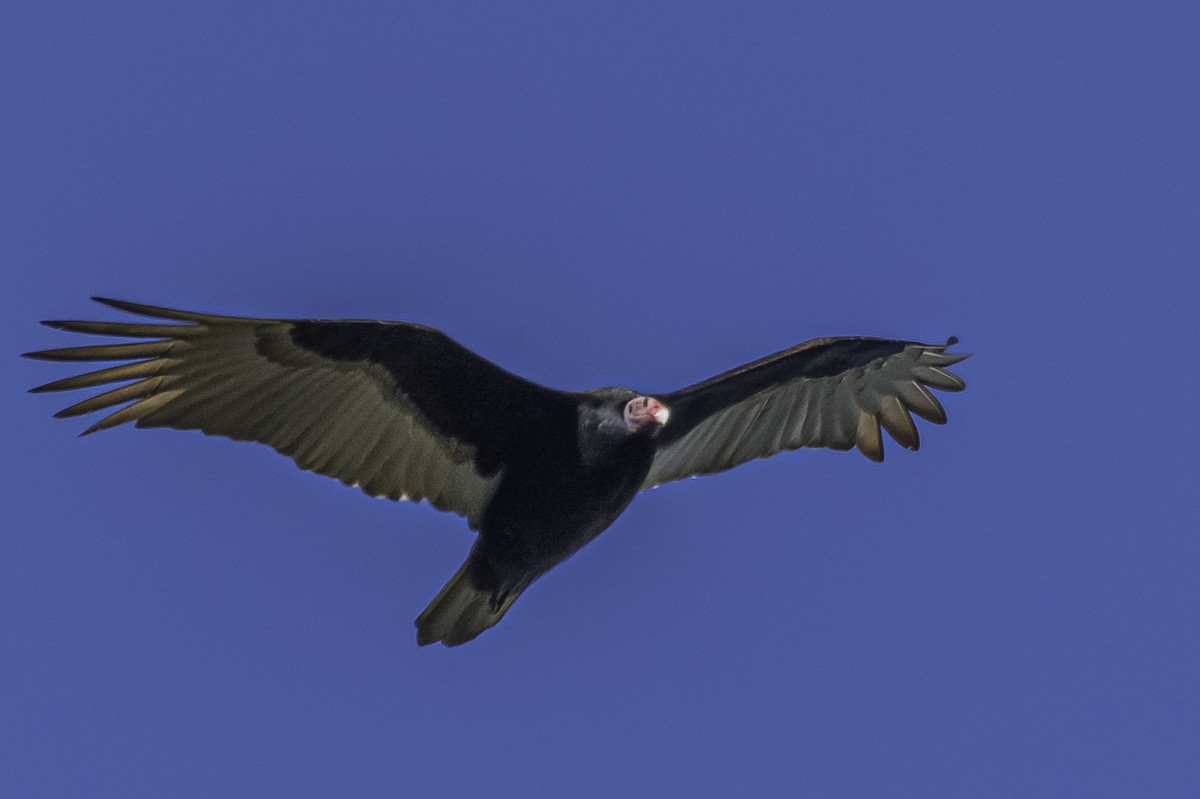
652, 404, 670, 425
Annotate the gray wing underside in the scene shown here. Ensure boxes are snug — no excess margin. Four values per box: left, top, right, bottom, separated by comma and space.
643, 339, 969, 489
26, 299, 499, 529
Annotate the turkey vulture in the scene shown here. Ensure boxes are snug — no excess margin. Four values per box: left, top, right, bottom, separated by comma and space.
25, 298, 969, 647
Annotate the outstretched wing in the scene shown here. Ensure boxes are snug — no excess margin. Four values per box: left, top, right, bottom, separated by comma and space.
643, 336, 969, 488
26, 298, 574, 529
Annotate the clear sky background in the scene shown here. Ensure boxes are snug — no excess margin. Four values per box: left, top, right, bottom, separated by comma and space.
3, 2, 1197, 796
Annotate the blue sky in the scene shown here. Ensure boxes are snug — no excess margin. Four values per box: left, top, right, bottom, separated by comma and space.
3, 1, 1197, 796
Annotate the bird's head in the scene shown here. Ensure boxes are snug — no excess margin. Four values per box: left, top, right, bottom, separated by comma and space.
623, 395, 670, 434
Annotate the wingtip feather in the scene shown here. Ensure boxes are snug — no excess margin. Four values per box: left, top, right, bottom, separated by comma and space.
89, 296, 237, 324
91, 296, 134, 311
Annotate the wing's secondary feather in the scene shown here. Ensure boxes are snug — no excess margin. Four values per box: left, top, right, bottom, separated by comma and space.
643, 336, 969, 488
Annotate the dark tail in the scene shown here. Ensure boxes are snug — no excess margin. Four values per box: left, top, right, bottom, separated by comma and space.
415, 561, 521, 647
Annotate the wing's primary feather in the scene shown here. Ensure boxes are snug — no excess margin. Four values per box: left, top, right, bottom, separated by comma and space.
25, 298, 572, 528
643, 336, 969, 488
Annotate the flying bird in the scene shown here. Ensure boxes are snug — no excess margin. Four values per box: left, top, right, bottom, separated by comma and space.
25, 298, 969, 647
